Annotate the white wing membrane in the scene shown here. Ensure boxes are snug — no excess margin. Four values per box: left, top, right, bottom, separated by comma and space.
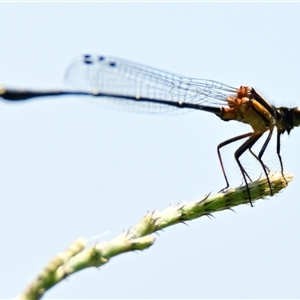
65, 54, 237, 113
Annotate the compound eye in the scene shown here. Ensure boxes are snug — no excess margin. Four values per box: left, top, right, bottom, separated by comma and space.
293, 107, 300, 127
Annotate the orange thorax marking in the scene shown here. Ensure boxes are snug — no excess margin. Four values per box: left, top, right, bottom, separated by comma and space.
220, 86, 275, 133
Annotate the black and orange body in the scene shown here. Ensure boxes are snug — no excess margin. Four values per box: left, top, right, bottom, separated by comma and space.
1, 54, 299, 205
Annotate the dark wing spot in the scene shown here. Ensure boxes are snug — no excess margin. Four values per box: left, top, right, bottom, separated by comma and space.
109, 61, 116, 67
98, 56, 105, 61
83, 55, 93, 64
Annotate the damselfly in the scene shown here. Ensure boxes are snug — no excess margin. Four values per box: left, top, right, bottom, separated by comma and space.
1, 54, 299, 205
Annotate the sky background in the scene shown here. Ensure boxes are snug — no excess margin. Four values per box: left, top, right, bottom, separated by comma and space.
1, 2, 300, 299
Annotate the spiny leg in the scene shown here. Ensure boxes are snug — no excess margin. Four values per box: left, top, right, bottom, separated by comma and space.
248, 148, 270, 172
276, 131, 288, 184
234, 133, 263, 206
256, 128, 274, 196
217, 132, 253, 192
247, 129, 274, 194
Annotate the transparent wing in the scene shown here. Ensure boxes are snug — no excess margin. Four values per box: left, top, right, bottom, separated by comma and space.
64, 54, 238, 113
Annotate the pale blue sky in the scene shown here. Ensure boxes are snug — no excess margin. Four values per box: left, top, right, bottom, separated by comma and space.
1, 2, 300, 298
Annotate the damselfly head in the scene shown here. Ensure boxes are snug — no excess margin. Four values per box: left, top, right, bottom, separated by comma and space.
292, 107, 300, 127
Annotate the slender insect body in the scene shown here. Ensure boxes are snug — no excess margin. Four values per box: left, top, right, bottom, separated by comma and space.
0, 53, 298, 205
